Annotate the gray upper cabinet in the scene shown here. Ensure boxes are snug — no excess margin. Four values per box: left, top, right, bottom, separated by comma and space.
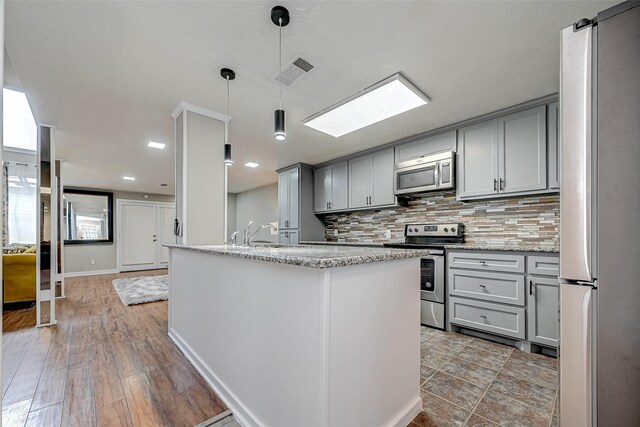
314, 167, 330, 213
548, 102, 560, 189
498, 106, 547, 194
457, 119, 499, 198
371, 149, 395, 206
348, 155, 371, 209
394, 131, 457, 163
457, 105, 555, 200
314, 162, 348, 213
278, 164, 324, 243
527, 275, 559, 348
348, 148, 395, 209
278, 167, 299, 229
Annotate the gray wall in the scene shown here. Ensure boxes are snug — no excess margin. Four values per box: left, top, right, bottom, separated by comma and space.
64, 189, 174, 274
227, 192, 237, 242
230, 183, 278, 243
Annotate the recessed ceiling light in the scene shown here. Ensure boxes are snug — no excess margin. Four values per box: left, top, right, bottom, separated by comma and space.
302, 73, 430, 138
245, 162, 259, 168
148, 141, 166, 149
123, 176, 135, 181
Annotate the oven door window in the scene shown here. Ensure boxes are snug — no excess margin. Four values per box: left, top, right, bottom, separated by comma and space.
421, 258, 436, 293
397, 165, 436, 190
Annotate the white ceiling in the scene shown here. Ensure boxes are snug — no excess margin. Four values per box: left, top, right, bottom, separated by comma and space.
5, 1, 615, 194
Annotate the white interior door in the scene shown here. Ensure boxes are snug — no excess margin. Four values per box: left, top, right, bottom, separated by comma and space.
157, 204, 176, 266
120, 202, 157, 270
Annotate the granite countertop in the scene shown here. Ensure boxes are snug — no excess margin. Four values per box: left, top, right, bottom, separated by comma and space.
165, 244, 431, 269
299, 240, 388, 248
444, 243, 559, 253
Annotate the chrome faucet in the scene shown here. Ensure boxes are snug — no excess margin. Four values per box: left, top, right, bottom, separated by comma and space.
230, 231, 239, 246
243, 221, 253, 245
248, 224, 277, 245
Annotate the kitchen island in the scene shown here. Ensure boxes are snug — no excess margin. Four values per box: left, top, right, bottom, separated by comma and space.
166, 244, 428, 427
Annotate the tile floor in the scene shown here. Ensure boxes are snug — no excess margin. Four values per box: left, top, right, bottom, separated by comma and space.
411, 326, 558, 427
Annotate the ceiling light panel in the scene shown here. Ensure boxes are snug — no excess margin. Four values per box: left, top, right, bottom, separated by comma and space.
123, 176, 135, 181
148, 141, 166, 149
244, 162, 259, 168
302, 73, 429, 138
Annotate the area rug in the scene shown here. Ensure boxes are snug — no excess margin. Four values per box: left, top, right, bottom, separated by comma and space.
112, 275, 168, 306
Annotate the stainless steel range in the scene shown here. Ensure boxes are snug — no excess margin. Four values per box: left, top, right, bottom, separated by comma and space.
384, 223, 464, 329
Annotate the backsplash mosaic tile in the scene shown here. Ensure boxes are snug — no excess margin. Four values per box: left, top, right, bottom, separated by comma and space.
319, 191, 559, 248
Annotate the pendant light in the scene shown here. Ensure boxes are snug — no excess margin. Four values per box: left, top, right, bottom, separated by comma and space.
220, 68, 236, 165
271, 6, 290, 141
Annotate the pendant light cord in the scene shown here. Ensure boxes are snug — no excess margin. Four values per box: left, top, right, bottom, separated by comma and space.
279, 17, 283, 109
226, 75, 230, 144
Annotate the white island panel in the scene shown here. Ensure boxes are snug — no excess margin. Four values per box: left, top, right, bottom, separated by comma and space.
168, 246, 422, 427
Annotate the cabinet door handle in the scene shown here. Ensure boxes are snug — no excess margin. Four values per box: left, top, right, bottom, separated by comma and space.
326, 202, 329, 210
285, 220, 289, 227
494, 179, 498, 191
500, 178, 505, 191
479, 284, 487, 289
529, 280, 535, 296
329, 201, 332, 209
480, 315, 487, 321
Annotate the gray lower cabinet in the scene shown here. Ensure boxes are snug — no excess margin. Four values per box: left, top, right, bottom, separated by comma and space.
448, 251, 525, 274
278, 230, 298, 245
314, 162, 348, 213
449, 296, 526, 339
448, 250, 559, 349
449, 269, 525, 306
527, 276, 559, 348
348, 148, 395, 209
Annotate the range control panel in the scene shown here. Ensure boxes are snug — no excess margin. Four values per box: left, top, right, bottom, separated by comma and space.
404, 223, 464, 237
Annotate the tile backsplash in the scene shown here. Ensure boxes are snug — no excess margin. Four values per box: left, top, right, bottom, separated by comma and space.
319, 191, 559, 248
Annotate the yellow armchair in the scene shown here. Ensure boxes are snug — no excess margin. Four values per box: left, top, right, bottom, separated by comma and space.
3, 252, 37, 303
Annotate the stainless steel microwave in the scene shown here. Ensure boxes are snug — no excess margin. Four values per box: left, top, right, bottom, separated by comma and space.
393, 151, 455, 196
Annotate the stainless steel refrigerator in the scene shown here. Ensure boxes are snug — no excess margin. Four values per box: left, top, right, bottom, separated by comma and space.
559, 2, 640, 426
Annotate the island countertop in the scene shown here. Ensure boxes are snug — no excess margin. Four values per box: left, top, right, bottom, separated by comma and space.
165, 243, 431, 269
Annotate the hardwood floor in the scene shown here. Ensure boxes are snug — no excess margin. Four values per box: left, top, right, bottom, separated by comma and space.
2, 270, 227, 427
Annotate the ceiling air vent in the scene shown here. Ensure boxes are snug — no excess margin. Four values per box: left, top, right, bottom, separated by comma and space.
272, 56, 314, 87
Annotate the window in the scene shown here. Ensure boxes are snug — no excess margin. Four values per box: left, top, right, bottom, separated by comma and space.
5, 162, 37, 245
3, 88, 38, 245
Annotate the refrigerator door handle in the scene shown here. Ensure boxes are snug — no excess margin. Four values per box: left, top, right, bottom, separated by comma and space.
560, 284, 594, 427
560, 24, 594, 282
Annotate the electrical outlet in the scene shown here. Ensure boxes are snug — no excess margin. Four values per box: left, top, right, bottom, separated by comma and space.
270, 222, 279, 235
385, 230, 392, 239
90, 259, 95, 265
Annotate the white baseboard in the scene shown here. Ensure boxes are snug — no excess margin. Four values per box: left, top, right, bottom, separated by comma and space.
64, 269, 119, 278
390, 395, 422, 427
168, 329, 259, 427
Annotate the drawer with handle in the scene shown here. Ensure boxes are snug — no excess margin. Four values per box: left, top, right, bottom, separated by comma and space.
527, 255, 560, 277
449, 297, 526, 339
448, 252, 525, 273
449, 270, 525, 306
